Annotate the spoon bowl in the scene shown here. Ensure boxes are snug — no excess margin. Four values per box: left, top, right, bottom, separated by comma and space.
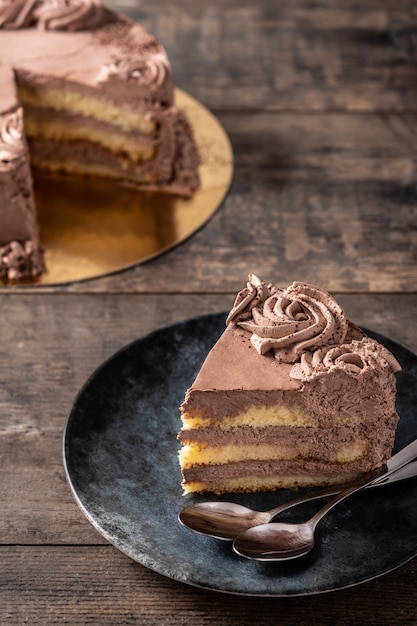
233, 521, 316, 561
179, 501, 272, 540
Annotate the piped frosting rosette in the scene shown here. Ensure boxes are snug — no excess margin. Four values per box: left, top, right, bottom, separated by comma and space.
0, 109, 24, 171
227, 275, 348, 363
290, 338, 401, 382
97, 55, 169, 88
0, 0, 105, 31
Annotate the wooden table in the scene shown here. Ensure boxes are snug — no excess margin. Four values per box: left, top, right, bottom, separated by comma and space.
2, 1, 417, 623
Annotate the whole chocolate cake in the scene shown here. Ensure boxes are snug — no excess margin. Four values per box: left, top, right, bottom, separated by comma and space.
178, 275, 401, 494
0, 0, 200, 282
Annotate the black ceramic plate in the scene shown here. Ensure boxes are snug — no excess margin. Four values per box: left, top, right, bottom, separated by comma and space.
63, 313, 417, 596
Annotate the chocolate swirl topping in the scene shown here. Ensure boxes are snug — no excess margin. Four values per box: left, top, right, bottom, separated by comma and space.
227, 275, 347, 363
290, 338, 401, 381
0, 108, 24, 172
97, 55, 169, 88
0, 0, 105, 31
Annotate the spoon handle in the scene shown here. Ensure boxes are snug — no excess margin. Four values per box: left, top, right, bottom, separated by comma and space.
309, 456, 417, 529
385, 438, 417, 472
267, 458, 417, 519
266, 484, 354, 518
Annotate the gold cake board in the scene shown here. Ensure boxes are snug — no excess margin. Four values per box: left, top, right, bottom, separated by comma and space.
28, 89, 233, 286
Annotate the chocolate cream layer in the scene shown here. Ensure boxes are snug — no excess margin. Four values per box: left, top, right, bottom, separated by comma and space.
27, 105, 199, 190
183, 459, 374, 484
181, 457, 378, 486
22, 103, 157, 163
178, 424, 392, 451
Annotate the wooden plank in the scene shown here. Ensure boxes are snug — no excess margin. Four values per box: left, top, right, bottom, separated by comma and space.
2, 545, 417, 625
0, 294, 231, 436
108, 0, 417, 112
0, 293, 231, 544
1, 293, 416, 544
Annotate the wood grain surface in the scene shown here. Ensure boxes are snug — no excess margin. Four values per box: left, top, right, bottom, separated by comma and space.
2, 0, 417, 623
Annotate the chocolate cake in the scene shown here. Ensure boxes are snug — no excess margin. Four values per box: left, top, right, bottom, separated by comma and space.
0, 0, 200, 282
0, 68, 45, 281
178, 275, 401, 494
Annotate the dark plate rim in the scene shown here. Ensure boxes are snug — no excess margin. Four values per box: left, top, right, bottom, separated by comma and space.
62, 313, 417, 596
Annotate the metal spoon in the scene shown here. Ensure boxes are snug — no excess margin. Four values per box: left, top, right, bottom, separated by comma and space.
233, 456, 417, 561
179, 438, 417, 541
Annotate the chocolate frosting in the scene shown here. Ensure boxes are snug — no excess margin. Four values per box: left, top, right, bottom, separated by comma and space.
182, 276, 401, 422
97, 55, 170, 91
0, 239, 43, 281
226, 275, 401, 381
0, 0, 106, 31
291, 337, 401, 382
227, 274, 348, 362
0, 108, 24, 171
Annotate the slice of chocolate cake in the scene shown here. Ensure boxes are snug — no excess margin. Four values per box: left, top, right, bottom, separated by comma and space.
178, 275, 401, 494
0, 0, 200, 281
